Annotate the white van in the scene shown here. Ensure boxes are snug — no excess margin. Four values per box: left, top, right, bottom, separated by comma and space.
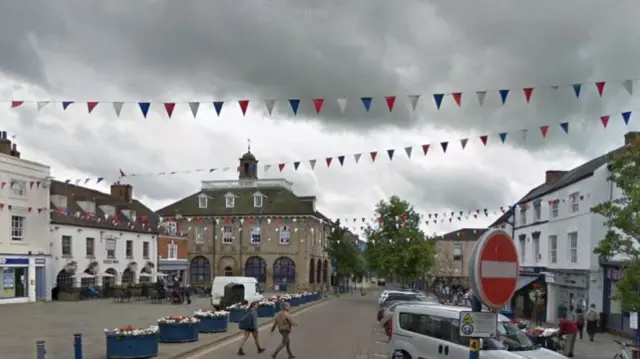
210, 276, 264, 309
389, 304, 566, 359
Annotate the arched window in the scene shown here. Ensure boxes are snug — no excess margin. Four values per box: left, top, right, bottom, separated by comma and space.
316, 260, 322, 283
139, 266, 152, 283
323, 259, 329, 283
56, 270, 74, 290
309, 259, 315, 283
273, 257, 296, 284
190, 256, 211, 284
224, 266, 233, 276
103, 268, 117, 287
245, 256, 267, 283
121, 268, 134, 284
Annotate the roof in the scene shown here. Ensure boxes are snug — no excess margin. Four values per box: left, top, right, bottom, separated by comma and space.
436, 228, 487, 241
49, 180, 158, 233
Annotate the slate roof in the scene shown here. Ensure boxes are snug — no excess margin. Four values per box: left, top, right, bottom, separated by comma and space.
50, 180, 158, 233
437, 228, 487, 241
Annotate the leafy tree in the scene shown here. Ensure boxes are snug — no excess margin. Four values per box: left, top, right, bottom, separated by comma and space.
363, 195, 435, 286
592, 139, 640, 311
326, 220, 363, 280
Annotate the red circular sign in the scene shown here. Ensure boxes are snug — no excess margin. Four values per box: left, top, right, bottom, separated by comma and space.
473, 230, 519, 310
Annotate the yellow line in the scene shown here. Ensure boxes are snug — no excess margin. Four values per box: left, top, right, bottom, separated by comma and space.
183, 300, 332, 359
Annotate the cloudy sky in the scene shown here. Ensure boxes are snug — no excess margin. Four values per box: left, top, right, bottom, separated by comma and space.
2, 0, 640, 235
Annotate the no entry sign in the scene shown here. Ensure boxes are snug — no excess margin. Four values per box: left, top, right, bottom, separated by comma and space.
468, 229, 519, 310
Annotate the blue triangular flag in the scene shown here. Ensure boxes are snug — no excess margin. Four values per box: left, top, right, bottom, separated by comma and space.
213, 101, 224, 116
622, 111, 632, 125
387, 149, 394, 160
288, 99, 300, 115
441, 141, 448, 153
572, 84, 582, 98
337, 156, 345, 166
499, 90, 509, 104
62, 101, 74, 110
96, 177, 104, 184
499, 132, 508, 143
433, 94, 444, 110
293, 162, 300, 170
138, 102, 150, 118
361, 97, 372, 112
560, 122, 569, 134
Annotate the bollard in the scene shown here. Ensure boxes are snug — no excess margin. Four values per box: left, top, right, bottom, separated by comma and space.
469, 296, 482, 359
73, 333, 83, 359
36, 340, 46, 359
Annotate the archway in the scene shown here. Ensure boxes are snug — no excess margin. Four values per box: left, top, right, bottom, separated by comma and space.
56, 269, 74, 289
103, 268, 117, 287
316, 259, 322, 283
190, 256, 211, 284
309, 258, 315, 283
217, 256, 238, 276
224, 266, 233, 276
121, 268, 134, 284
139, 266, 152, 283
273, 257, 296, 285
244, 256, 267, 283
323, 259, 328, 283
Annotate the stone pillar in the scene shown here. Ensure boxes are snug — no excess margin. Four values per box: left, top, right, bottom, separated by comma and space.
28, 260, 36, 303
546, 284, 557, 323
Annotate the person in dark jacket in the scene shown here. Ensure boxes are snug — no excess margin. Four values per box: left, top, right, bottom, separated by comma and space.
237, 301, 266, 356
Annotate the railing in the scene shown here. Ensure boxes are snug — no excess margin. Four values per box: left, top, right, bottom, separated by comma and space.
201, 178, 293, 191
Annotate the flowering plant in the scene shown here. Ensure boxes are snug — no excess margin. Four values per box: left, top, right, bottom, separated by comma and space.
105, 325, 159, 337
291, 293, 302, 298
157, 316, 199, 324
529, 286, 546, 302
278, 294, 292, 300
258, 299, 275, 306
194, 309, 229, 318
226, 302, 248, 310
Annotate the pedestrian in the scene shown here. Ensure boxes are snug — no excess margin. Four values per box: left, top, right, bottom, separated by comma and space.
558, 313, 578, 357
575, 308, 585, 339
270, 301, 297, 359
237, 301, 266, 356
185, 285, 192, 305
586, 304, 599, 341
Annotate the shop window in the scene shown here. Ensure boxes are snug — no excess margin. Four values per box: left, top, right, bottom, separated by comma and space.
2, 267, 28, 298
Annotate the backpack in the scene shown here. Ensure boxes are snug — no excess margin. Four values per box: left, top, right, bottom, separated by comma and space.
238, 311, 254, 330
586, 309, 598, 321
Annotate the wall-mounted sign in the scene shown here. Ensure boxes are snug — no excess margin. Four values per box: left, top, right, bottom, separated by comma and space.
520, 266, 546, 275
0, 258, 29, 266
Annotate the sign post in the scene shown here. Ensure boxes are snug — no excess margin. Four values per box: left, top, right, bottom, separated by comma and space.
466, 229, 519, 359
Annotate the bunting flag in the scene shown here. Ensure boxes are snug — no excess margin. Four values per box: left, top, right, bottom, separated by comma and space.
0, 180, 52, 191
58, 109, 628, 183
5, 78, 637, 117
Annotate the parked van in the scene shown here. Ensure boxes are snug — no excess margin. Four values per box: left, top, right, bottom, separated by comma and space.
389, 304, 566, 359
210, 276, 264, 309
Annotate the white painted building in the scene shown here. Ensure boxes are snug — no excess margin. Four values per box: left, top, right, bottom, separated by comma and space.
494, 132, 638, 323
50, 181, 159, 295
0, 132, 51, 304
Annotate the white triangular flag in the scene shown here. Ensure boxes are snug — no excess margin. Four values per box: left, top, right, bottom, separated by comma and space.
460, 138, 468, 149
223, 167, 230, 172
189, 102, 200, 118
476, 91, 487, 107
264, 164, 272, 172
37, 101, 49, 111
308, 159, 316, 170
112, 102, 124, 117
404, 146, 412, 158
408, 95, 420, 110
354, 153, 362, 164
264, 99, 276, 116
267, 218, 272, 224
240, 218, 245, 224
622, 80, 634, 95
337, 97, 347, 114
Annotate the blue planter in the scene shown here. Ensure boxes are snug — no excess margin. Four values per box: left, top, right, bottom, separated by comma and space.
196, 315, 229, 333
158, 322, 199, 343
229, 308, 246, 323
106, 333, 159, 359
257, 305, 276, 317
290, 297, 300, 306
274, 301, 281, 312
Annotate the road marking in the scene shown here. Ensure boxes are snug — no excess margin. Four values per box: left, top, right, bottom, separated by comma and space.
182, 300, 331, 359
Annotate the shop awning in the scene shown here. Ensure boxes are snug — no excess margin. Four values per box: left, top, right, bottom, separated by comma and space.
516, 275, 538, 291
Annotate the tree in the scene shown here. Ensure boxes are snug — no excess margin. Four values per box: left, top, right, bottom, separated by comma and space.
326, 220, 363, 280
363, 195, 435, 286
592, 139, 640, 311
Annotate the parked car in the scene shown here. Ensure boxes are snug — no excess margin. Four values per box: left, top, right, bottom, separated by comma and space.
377, 292, 431, 321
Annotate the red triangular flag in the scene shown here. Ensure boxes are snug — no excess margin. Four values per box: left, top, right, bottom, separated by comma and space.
164, 103, 175, 118
595, 82, 606, 97
523, 88, 534, 103
385, 96, 396, 112
326, 157, 333, 167
600, 115, 610, 128
119, 168, 126, 177
422, 144, 430, 155
238, 100, 249, 116
540, 125, 549, 138
87, 102, 99, 113
479, 135, 488, 146
11, 101, 24, 108
312, 98, 324, 114
278, 163, 285, 172
370, 151, 378, 162
451, 93, 462, 107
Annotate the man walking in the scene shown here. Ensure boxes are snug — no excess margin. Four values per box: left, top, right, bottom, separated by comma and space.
270, 302, 297, 359
586, 304, 599, 341
558, 313, 578, 357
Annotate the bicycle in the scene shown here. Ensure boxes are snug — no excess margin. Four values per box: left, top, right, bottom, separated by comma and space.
612, 339, 633, 359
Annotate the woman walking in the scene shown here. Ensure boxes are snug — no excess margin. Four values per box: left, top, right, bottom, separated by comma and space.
575, 308, 585, 339
237, 301, 266, 356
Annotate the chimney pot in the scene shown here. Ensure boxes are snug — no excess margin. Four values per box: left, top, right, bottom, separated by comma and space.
1, 131, 6, 139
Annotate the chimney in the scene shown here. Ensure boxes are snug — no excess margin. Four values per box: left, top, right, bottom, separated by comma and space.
10, 143, 20, 158
110, 183, 133, 203
624, 131, 640, 145
0, 131, 11, 156
545, 170, 567, 184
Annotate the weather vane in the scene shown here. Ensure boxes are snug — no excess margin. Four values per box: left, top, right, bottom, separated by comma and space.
247, 138, 251, 152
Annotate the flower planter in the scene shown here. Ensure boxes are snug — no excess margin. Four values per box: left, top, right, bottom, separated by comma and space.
195, 315, 229, 333
229, 308, 246, 323
106, 333, 159, 359
158, 322, 199, 343
257, 305, 276, 317
290, 297, 301, 306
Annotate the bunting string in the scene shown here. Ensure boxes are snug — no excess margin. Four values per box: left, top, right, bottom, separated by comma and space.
56, 109, 634, 184
4, 78, 637, 117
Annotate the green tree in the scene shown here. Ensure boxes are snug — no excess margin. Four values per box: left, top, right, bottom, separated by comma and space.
592, 139, 640, 311
363, 195, 435, 286
326, 220, 363, 280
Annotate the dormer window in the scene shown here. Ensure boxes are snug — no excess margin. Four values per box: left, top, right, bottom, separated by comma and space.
51, 194, 68, 209
77, 200, 96, 214
99, 205, 116, 217
198, 194, 208, 208
225, 193, 235, 208
121, 209, 136, 221
253, 192, 264, 208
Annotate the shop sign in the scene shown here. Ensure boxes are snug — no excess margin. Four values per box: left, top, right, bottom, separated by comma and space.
520, 266, 545, 275
0, 257, 29, 265
607, 267, 623, 281
35, 258, 46, 265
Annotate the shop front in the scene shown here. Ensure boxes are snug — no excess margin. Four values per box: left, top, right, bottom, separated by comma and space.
510, 266, 547, 321
544, 269, 589, 323
602, 264, 635, 337
0, 256, 49, 304
158, 259, 188, 285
